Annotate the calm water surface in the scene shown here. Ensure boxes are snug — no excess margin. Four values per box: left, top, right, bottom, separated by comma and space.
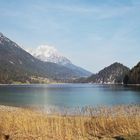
0, 84, 140, 108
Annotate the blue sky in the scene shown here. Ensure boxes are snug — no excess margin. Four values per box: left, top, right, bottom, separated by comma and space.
0, 0, 140, 72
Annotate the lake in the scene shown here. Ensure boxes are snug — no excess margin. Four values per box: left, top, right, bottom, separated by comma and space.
0, 84, 140, 108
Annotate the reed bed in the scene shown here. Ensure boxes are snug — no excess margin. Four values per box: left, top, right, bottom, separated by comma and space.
0, 105, 139, 140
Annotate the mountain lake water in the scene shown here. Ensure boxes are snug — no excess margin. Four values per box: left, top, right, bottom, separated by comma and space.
0, 83, 140, 113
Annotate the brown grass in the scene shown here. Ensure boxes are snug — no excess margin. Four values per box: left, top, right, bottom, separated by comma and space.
0, 105, 139, 140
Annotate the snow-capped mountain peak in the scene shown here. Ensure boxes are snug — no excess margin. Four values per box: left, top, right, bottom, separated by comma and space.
28, 44, 92, 77
30, 45, 71, 65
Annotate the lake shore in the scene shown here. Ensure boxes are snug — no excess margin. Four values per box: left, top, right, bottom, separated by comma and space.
0, 83, 140, 87
0, 105, 140, 140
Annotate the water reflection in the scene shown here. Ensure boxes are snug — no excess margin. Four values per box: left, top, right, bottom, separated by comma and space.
0, 84, 139, 108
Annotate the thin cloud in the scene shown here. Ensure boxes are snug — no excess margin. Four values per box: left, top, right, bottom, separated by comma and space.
31, 3, 133, 20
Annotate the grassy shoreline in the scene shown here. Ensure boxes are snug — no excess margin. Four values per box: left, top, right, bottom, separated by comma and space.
0, 105, 139, 140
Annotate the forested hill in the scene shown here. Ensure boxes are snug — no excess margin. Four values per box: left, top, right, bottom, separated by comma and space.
87, 62, 130, 84
123, 62, 140, 84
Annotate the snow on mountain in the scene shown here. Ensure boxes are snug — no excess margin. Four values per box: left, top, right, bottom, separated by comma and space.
29, 45, 92, 77
29, 45, 71, 65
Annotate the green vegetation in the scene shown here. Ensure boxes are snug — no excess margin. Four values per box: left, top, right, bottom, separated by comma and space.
123, 62, 140, 85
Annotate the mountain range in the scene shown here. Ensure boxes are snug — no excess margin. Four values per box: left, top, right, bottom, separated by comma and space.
0, 32, 139, 85
0, 32, 91, 84
28, 45, 92, 77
